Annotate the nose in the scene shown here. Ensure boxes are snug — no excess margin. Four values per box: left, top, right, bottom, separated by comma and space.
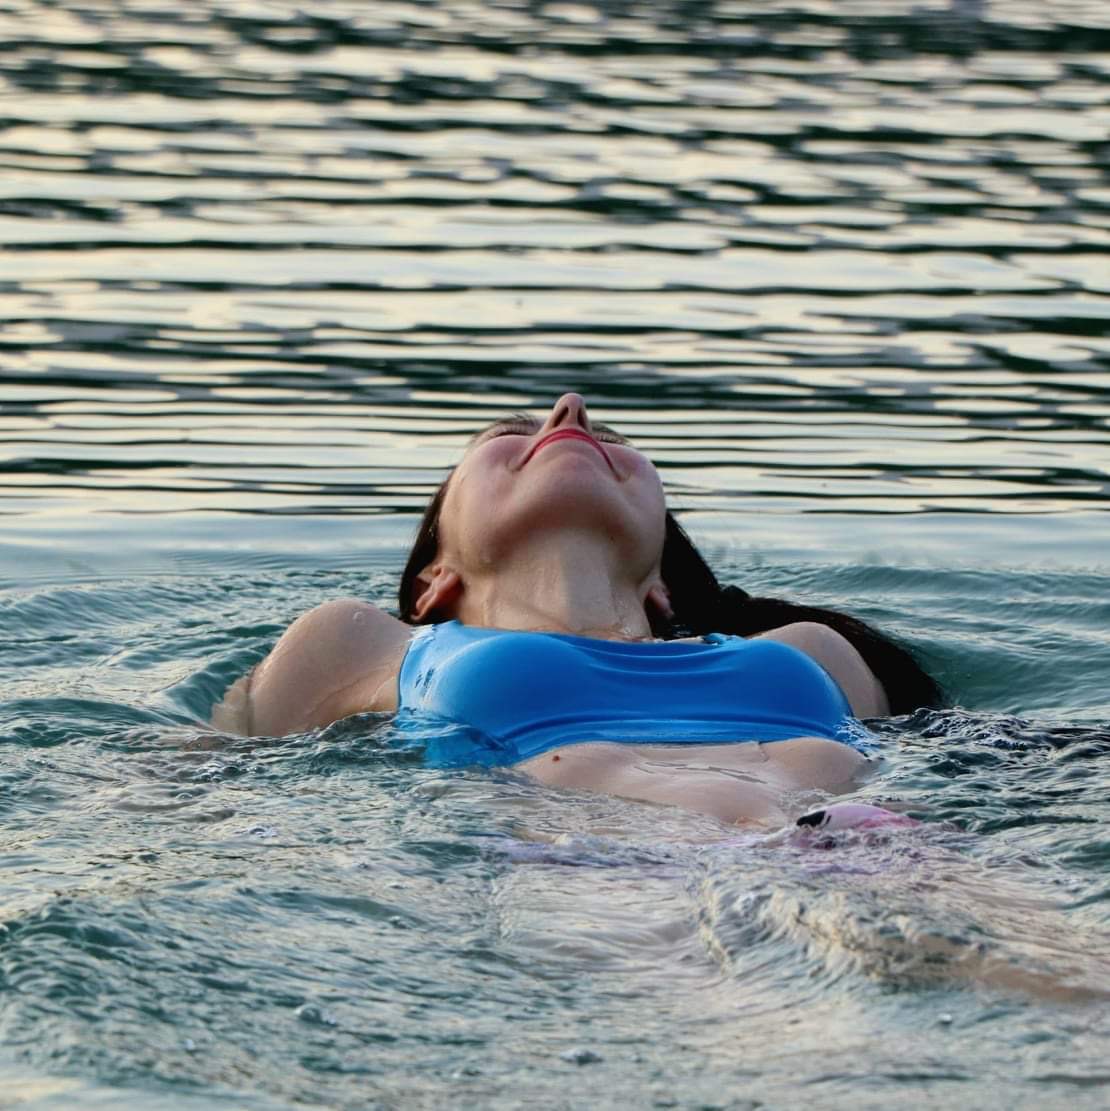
541, 393, 592, 435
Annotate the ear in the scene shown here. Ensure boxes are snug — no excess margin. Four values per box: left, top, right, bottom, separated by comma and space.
645, 581, 673, 621
411, 564, 463, 622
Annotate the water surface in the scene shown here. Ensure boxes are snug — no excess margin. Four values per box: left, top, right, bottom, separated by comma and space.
1, 1, 1109, 1107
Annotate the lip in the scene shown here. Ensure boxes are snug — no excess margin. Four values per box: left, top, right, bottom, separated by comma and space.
522, 429, 616, 473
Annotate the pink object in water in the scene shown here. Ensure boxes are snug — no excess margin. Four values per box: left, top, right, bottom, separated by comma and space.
796, 802, 919, 832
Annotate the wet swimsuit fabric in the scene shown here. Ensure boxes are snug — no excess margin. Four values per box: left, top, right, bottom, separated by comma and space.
395, 620, 869, 768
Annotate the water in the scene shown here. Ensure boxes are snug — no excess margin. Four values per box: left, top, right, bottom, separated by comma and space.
2, 0, 1109, 1106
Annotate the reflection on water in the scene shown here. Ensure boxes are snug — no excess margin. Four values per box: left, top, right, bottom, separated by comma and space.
0, 0, 1107, 524
1, 2, 1110, 1109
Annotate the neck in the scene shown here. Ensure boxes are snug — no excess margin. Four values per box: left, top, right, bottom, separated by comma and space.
451, 529, 657, 641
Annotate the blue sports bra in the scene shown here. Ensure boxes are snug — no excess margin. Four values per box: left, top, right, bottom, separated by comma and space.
395, 620, 868, 768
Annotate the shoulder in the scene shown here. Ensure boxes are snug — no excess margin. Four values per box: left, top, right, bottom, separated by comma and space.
261, 597, 410, 683
219, 598, 413, 737
750, 621, 890, 719
752, 620, 852, 658
278, 597, 407, 650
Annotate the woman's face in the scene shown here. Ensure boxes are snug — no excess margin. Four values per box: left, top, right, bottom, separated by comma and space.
435, 393, 667, 579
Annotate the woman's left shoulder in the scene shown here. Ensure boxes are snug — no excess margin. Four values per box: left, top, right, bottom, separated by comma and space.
752, 622, 890, 718
753, 620, 850, 655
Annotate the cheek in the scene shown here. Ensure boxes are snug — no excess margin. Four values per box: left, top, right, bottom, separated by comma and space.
466, 449, 514, 498
626, 457, 666, 508
633, 483, 665, 524
620, 459, 668, 541
441, 444, 518, 535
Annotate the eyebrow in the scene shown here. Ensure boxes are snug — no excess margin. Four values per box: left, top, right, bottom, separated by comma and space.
469, 412, 631, 446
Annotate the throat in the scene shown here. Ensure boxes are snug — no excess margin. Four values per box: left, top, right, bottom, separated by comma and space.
455, 548, 658, 642
460, 573, 657, 644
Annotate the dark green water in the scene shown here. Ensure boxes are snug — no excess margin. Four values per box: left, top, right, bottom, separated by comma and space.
1, 0, 1109, 1107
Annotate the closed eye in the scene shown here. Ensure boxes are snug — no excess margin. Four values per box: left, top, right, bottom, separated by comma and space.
486, 420, 539, 438
592, 424, 630, 445
473, 415, 631, 446
518, 425, 628, 446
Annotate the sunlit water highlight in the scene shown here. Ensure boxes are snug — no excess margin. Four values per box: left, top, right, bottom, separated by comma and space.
1, 1, 1109, 1107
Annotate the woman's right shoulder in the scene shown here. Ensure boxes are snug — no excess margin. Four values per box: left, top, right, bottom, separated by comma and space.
284, 597, 410, 645
215, 597, 415, 737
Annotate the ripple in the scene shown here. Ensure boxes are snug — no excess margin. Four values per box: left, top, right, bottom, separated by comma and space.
2, 2, 1110, 1107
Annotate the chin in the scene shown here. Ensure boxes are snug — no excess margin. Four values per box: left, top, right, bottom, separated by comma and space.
492, 483, 663, 559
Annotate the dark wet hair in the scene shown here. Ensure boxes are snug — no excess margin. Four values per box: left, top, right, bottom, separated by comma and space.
398, 470, 452, 628
398, 473, 942, 715
657, 513, 942, 713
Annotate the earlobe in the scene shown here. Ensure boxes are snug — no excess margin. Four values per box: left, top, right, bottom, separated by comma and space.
646, 582, 673, 620
411, 565, 463, 622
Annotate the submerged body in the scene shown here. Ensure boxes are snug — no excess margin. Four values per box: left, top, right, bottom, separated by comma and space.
207, 393, 1110, 1003
393, 618, 871, 825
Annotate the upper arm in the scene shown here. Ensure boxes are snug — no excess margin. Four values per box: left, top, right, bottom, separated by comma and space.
212, 598, 411, 737
754, 621, 890, 719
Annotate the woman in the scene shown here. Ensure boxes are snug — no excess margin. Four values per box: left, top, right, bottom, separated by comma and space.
213, 394, 940, 828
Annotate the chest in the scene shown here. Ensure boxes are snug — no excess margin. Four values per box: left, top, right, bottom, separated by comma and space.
400, 627, 847, 741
